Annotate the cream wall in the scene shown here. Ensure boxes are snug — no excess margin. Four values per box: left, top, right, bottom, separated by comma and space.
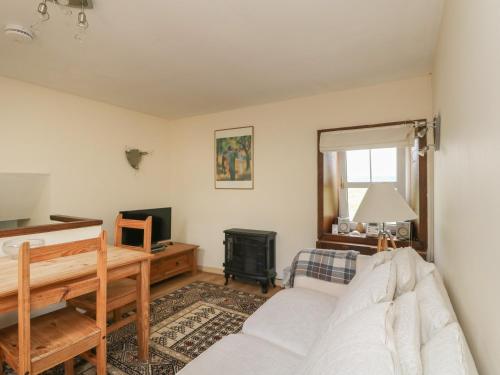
432, 1, 500, 374
0, 76, 172, 239
0, 74, 434, 280
168, 76, 433, 275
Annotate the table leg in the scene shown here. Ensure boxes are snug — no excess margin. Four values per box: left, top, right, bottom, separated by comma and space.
136, 260, 150, 362
64, 359, 75, 375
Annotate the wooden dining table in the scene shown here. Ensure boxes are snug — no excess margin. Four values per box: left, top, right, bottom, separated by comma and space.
0, 245, 152, 362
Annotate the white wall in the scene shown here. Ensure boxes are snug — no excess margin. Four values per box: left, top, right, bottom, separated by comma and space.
168, 76, 433, 275
0, 76, 172, 240
433, 1, 500, 374
0, 173, 49, 224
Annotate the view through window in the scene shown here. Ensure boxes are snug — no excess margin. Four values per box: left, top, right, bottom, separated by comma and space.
340, 147, 404, 219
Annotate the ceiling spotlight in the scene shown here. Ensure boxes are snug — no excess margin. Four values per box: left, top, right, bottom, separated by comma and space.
77, 0, 88, 28
77, 11, 88, 28
37, 0, 50, 21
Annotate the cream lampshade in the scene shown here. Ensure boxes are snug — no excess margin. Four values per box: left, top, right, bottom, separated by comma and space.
353, 183, 417, 251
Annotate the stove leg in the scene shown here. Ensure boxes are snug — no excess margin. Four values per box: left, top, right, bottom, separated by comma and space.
260, 280, 268, 294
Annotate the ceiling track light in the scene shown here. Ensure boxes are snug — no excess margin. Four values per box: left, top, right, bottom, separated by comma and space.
32, 0, 91, 38
77, 1, 88, 29
37, 0, 50, 21
47, 0, 93, 8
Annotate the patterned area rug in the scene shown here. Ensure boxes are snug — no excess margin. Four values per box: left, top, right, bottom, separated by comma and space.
5, 282, 267, 375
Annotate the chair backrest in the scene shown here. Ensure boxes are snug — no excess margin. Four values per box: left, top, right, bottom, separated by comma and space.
114, 213, 152, 252
17, 231, 108, 373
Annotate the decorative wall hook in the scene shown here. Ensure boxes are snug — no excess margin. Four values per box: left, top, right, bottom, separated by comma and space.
125, 148, 149, 170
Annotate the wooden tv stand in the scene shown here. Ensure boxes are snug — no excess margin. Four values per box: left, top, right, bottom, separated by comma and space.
150, 242, 199, 284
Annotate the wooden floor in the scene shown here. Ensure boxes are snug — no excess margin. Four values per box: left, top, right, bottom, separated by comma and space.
150, 272, 282, 300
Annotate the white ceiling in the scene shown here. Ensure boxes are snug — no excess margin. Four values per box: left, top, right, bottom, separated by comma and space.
0, 0, 444, 119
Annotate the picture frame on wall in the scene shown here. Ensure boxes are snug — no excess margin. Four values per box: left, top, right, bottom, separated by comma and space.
215, 126, 254, 189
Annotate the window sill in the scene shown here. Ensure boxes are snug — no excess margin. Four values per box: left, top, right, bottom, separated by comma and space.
317, 233, 426, 255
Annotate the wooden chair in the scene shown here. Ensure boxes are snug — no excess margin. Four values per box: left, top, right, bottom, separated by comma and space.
0, 232, 108, 375
69, 214, 152, 333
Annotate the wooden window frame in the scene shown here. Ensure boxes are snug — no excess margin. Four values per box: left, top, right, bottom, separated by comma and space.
317, 120, 428, 256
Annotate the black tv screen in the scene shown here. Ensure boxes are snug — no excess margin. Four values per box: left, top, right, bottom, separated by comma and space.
120, 207, 171, 246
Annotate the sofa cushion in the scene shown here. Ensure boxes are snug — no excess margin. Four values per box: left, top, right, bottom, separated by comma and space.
293, 254, 374, 298
177, 334, 303, 375
295, 302, 400, 375
406, 247, 435, 282
433, 270, 458, 322
415, 273, 455, 343
394, 292, 422, 375
242, 287, 338, 356
421, 323, 479, 375
330, 261, 396, 327
392, 247, 417, 296
371, 250, 394, 266
367, 247, 434, 286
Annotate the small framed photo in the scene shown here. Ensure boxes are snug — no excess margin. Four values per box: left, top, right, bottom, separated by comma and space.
215, 126, 254, 189
366, 223, 382, 237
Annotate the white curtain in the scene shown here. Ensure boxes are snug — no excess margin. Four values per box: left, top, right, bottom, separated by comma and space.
320, 124, 414, 153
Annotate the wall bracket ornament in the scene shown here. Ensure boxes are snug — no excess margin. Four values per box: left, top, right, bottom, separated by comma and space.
125, 148, 149, 170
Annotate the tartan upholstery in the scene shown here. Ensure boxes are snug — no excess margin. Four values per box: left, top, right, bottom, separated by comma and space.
288, 249, 359, 288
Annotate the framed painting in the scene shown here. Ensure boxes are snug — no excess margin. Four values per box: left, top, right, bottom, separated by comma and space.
215, 126, 254, 189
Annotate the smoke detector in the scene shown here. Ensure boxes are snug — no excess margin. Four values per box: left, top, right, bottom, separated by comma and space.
4, 25, 34, 43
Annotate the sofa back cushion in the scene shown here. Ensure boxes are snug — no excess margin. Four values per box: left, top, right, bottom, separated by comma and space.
292, 254, 374, 298
369, 247, 434, 295
370, 250, 393, 266
411, 249, 436, 283
330, 261, 396, 327
392, 248, 417, 296
433, 270, 458, 322
421, 323, 479, 375
295, 302, 399, 375
415, 273, 456, 344
394, 292, 422, 375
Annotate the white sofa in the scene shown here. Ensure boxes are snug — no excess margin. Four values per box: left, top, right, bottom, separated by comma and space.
179, 248, 478, 375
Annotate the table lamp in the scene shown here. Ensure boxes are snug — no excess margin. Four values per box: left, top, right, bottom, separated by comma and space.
353, 183, 417, 252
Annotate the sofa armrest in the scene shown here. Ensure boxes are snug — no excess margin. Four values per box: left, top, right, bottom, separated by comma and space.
292, 254, 373, 297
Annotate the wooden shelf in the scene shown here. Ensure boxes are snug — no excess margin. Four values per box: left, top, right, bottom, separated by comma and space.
316, 238, 426, 257
321, 233, 424, 249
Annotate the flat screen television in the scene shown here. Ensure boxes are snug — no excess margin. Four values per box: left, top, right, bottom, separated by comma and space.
120, 207, 171, 247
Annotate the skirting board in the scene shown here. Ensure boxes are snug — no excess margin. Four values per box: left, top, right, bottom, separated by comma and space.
197, 265, 283, 287
198, 265, 224, 275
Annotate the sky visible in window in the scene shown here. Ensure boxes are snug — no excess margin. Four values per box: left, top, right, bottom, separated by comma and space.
346, 148, 397, 183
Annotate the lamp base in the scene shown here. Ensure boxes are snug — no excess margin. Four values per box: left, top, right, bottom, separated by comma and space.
377, 230, 396, 252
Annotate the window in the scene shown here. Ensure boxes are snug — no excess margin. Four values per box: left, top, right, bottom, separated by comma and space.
318, 121, 428, 255
339, 147, 406, 220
